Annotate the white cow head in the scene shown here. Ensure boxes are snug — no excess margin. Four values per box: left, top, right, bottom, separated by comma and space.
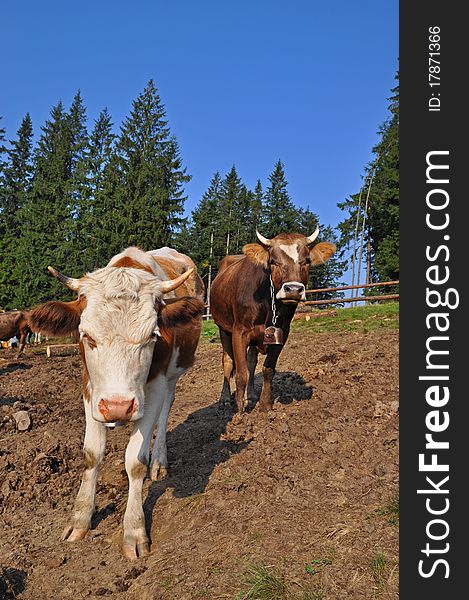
29, 248, 203, 425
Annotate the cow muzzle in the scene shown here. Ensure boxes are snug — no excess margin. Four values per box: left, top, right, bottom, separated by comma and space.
276, 282, 306, 303
98, 397, 137, 423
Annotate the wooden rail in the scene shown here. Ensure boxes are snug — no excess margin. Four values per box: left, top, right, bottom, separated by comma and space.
202, 280, 399, 317
304, 293, 399, 306
305, 280, 399, 295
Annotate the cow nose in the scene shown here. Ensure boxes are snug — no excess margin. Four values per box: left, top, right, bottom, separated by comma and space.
284, 283, 305, 294
98, 398, 136, 422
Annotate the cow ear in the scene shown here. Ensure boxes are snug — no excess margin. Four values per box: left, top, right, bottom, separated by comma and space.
159, 297, 205, 329
28, 298, 85, 336
242, 243, 269, 267
310, 242, 336, 266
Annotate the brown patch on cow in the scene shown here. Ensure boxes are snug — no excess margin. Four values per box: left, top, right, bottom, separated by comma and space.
83, 449, 98, 470
28, 296, 87, 336
310, 242, 337, 266
131, 459, 148, 480
146, 297, 204, 381
160, 297, 205, 330
147, 333, 174, 381
175, 318, 203, 370
80, 343, 91, 403
242, 243, 269, 267
151, 257, 190, 298
111, 256, 155, 274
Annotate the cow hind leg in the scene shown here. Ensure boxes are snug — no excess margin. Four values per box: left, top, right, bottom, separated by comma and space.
233, 332, 249, 413
219, 330, 234, 407
149, 376, 178, 480
247, 345, 259, 406
62, 400, 107, 542
259, 345, 283, 412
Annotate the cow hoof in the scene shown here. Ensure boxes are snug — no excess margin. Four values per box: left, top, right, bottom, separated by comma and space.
150, 463, 168, 481
61, 524, 89, 541
122, 538, 150, 560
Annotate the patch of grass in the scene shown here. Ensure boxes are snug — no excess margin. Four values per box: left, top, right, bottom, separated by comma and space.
291, 302, 399, 334
200, 319, 220, 342
305, 557, 333, 576
374, 492, 399, 525
236, 563, 325, 600
370, 553, 389, 592
237, 564, 289, 600
179, 492, 207, 513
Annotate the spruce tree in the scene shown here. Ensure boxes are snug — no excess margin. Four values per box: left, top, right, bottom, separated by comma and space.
115, 80, 190, 251
338, 74, 399, 286
0, 114, 34, 308
221, 165, 243, 255
13, 101, 77, 306
262, 160, 299, 237
75, 108, 117, 271
179, 171, 224, 276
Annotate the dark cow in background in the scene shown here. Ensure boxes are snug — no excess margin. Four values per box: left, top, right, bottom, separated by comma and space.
0, 310, 33, 355
28, 246, 205, 559
210, 228, 336, 413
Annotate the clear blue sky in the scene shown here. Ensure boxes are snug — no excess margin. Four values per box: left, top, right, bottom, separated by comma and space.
3, 0, 398, 233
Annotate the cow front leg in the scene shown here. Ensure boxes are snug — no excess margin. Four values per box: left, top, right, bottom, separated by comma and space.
149, 377, 177, 480
259, 345, 283, 411
247, 345, 259, 406
219, 330, 234, 407
62, 399, 107, 542
16, 330, 28, 357
233, 332, 249, 413
122, 392, 163, 559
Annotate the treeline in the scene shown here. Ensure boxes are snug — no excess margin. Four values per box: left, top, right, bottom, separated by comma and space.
0, 80, 344, 310
175, 161, 345, 293
0, 75, 398, 311
337, 74, 399, 291
0, 81, 189, 309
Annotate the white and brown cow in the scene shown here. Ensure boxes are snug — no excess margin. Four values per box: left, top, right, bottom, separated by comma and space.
28, 247, 205, 559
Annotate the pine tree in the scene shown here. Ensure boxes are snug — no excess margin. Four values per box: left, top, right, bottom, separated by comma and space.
178, 171, 224, 275
338, 74, 399, 287
13, 101, 77, 307
0, 114, 34, 308
66, 92, 91, 272
262, 160, 299, 236
247, 179, 264, 240
221, 165, 243, 255
115, 80, 190, 251
76, 108, 117, 271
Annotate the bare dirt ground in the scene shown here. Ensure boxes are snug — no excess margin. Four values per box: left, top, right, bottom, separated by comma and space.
0, 329, 398, 600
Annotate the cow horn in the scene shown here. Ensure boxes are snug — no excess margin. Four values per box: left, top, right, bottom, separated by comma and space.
256, 229, 271, 246
306, 226, 320, 245
47, 266, 81, 291
159, 268, 194, 294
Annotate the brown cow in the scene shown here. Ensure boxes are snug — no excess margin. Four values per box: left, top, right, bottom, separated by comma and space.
0, 310, 33, 356
210, 228, 336, 413
27, 246, 205, 558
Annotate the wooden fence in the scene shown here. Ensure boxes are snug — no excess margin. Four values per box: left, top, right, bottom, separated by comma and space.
304, 280, 399, 307
203, 280, 399, 317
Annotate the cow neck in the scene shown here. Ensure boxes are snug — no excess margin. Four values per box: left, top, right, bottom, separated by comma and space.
262, 270, 296, 328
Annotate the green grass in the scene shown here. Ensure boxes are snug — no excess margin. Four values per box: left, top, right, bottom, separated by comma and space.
236, 564, 289, 600
370, 553, 389, 593
236, 563, 324, 600
291, 302, 399, 334
201, 302, 399, 341
200, 319, 220, 342
374, 491, 399, 525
